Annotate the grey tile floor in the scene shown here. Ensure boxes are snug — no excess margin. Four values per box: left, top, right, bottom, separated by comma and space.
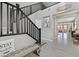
26, 32, 79, 57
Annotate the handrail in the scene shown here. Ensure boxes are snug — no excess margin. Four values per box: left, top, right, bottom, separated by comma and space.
0, 2, 41, 44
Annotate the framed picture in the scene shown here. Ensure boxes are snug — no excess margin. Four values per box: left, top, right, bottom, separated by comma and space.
42, 16, 50, 28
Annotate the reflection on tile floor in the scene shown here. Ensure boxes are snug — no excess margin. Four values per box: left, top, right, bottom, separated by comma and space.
57, 32, 71, 45
26, 32, 79, 57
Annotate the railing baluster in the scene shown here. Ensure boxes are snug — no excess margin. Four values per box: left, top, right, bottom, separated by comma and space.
13, 7, 15, 34
16, 4, 20, 33
28, 21, 29, 34
7, 4, 9, 34
28, 20, 29, 34
21, 19, 23, 33
32, 24, 34, 38
10, 7, 14, 34
35, 28, 36, 39
37, 30, 39, 40
21, 12, 23, 33
16, 6, 17, 33
34, 26, 35, 38
30, 23, 32, 36
39, 28, 41, 44
31, 23, 33, 37
23, 18, 24, 33
10, 8, 12, 34
0, 2, 2, 35
24, 8, 26, 33
27, 19, 28, 34
24, 18, 26, 33
12, 6, 14, 34
36, 28, 37, 40
29, 21, 30, 34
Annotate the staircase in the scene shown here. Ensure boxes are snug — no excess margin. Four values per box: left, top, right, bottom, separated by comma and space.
0, 2, 41, 44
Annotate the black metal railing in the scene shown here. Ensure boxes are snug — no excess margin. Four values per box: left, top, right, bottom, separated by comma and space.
0, 2, 41, 44
20, 2, 45, 16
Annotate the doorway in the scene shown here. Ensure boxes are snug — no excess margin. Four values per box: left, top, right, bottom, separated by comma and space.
54, 12, 77, 42
57, 21, 73, 42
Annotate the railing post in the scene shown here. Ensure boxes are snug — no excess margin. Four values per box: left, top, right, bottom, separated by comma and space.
39, 28, 41, 45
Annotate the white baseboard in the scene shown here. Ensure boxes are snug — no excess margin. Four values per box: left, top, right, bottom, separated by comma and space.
42, 37, 53, 42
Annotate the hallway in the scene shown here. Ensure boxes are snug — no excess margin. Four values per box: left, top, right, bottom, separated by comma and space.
26, 32, 79, 57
